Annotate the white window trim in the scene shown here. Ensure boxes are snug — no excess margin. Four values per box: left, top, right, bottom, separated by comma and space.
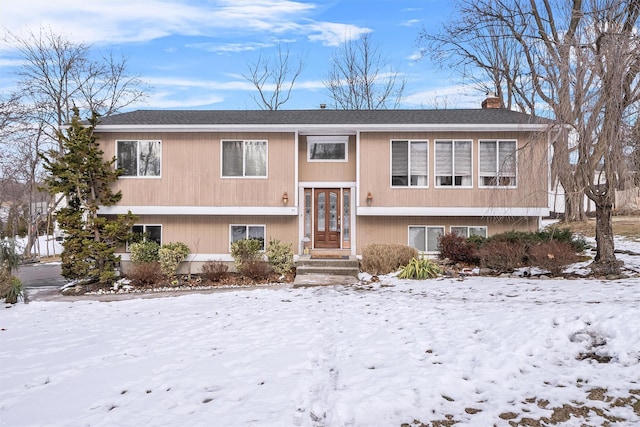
221, 140, 269, 179
126, 224, 162, 252
450, 225, 487, 238
408, 225, 445, 254
478, 139, 518, 188
229, 224, 266, 251
307, 136, 349, 163
116, 140, 162, 178
390, 139, 430, 188
434, 139, 473, 188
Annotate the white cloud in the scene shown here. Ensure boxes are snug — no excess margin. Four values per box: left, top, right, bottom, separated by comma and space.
401, 19, 421, 27
406, 51, 422, 61
139, 92, 225, 109
0, 0, 369, 48
306, 22, 372, 46
143, 76, 255, 92
187, 42, 270, 53
403, 83, 484, 109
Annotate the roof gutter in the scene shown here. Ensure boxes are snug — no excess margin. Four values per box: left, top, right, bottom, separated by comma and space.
94, 123, 551, 133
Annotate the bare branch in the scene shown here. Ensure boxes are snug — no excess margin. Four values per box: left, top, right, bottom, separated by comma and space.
323, 33, 406, 110
243, 44, 306, 110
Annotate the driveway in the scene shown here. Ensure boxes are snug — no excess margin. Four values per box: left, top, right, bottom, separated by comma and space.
17, 262, 66, 288
16, 262, 68, 302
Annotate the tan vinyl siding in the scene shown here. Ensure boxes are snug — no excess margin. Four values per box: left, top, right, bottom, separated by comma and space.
356, 216, 539, 250
359, 131, 549, 208
125, 215, 298, 254
99, 132, 296, 207
298, 135, 356, 182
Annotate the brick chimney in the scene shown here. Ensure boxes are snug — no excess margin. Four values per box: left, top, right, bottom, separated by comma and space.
481, 92, 502, 109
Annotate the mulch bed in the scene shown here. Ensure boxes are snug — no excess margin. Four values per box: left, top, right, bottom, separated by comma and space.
61, 271, 296, 296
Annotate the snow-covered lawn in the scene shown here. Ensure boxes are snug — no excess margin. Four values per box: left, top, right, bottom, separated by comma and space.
1, 238, 639, 426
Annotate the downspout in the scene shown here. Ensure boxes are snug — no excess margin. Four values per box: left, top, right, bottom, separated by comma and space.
354, 130, 361, 256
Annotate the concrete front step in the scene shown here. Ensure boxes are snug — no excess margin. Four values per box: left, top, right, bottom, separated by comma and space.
295, 255, 359, 277
293, 274, 361, 287
296, 255, 359, 267
296, 265, 360, 276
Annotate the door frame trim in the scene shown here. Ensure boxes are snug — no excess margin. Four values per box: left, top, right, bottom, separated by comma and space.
298, 182, 356, 255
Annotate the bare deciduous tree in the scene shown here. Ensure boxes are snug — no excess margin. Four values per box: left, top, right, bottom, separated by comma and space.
2, 27, 148, 256
418, 1, 589, 221
420, 0, 640, 275
8, 27, 147, 150
324, 33, 406, 110
243, 45, 306, 110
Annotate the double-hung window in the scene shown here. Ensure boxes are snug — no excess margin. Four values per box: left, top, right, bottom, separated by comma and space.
479, 140, 517, 187
222, 140, 267, 177
451, 226, 487, 238
435, 140, 472, 187
117, 140, 161, 177
230, 225, 266, 250
409, 226, 444, 253
391, 140, 428, 187
127, 224, 162, 251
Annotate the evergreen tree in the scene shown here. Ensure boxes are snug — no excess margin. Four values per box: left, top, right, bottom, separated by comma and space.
42, 108, 136, 284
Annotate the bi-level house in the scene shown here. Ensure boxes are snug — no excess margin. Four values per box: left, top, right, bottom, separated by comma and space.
95, 95, 551, 271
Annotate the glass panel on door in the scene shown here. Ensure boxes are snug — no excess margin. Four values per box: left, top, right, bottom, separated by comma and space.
317, 192, 325, 232
329, 192, 338, 232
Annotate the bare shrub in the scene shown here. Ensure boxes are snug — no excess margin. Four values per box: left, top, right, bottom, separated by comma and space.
127, 261, 163, 286
361, 244, 418, 275
438, 233, 479, 264
528, 241, 579, 276
239, 260, 273, 280
201, 260, 229, 282
478, 240, 527, 273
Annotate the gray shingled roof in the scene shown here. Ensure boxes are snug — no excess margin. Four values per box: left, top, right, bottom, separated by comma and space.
97, 109, 549, 126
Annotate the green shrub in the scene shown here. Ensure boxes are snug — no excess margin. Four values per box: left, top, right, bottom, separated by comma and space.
467, 234, 486, 250
0, 238, 20, 275
158, 242, 190, 277
478, 240, 527, 272
230, 239, 263, 271
538, 227, 588, 252
398, 256, 442, 280
0, 272, 22, 304
438, 232, 479, 264
480, 229, 585, 273
129, 240, 160, 263
528, 240, 579, 276
201, 260, 229, 282
361, 243, 418, 275
127, 261, 163, 285
239, 259, 272, 280
266, 239, 293, 274
486, 228, 587, 252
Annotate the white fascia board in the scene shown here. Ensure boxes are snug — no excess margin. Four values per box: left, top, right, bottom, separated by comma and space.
298, 181, 357, 187
95, 123, 549, 134
356, 206, 550, 217
99, 206, 298, 216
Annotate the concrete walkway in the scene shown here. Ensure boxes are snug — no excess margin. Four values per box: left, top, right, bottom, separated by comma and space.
293, 274, 361, 287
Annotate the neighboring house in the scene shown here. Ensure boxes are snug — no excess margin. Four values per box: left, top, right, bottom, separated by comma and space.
549, 171, 640, 217
95, 95, 551, 271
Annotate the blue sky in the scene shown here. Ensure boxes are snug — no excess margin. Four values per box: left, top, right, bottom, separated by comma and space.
0, 0, 484, 111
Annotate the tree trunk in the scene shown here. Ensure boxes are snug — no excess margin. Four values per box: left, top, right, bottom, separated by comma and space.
563, 191, 586, 222
592, 201, 620, 276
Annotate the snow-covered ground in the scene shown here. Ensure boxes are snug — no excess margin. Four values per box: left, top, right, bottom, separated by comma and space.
13, 234, 63, 258
1, 238, 639, 426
